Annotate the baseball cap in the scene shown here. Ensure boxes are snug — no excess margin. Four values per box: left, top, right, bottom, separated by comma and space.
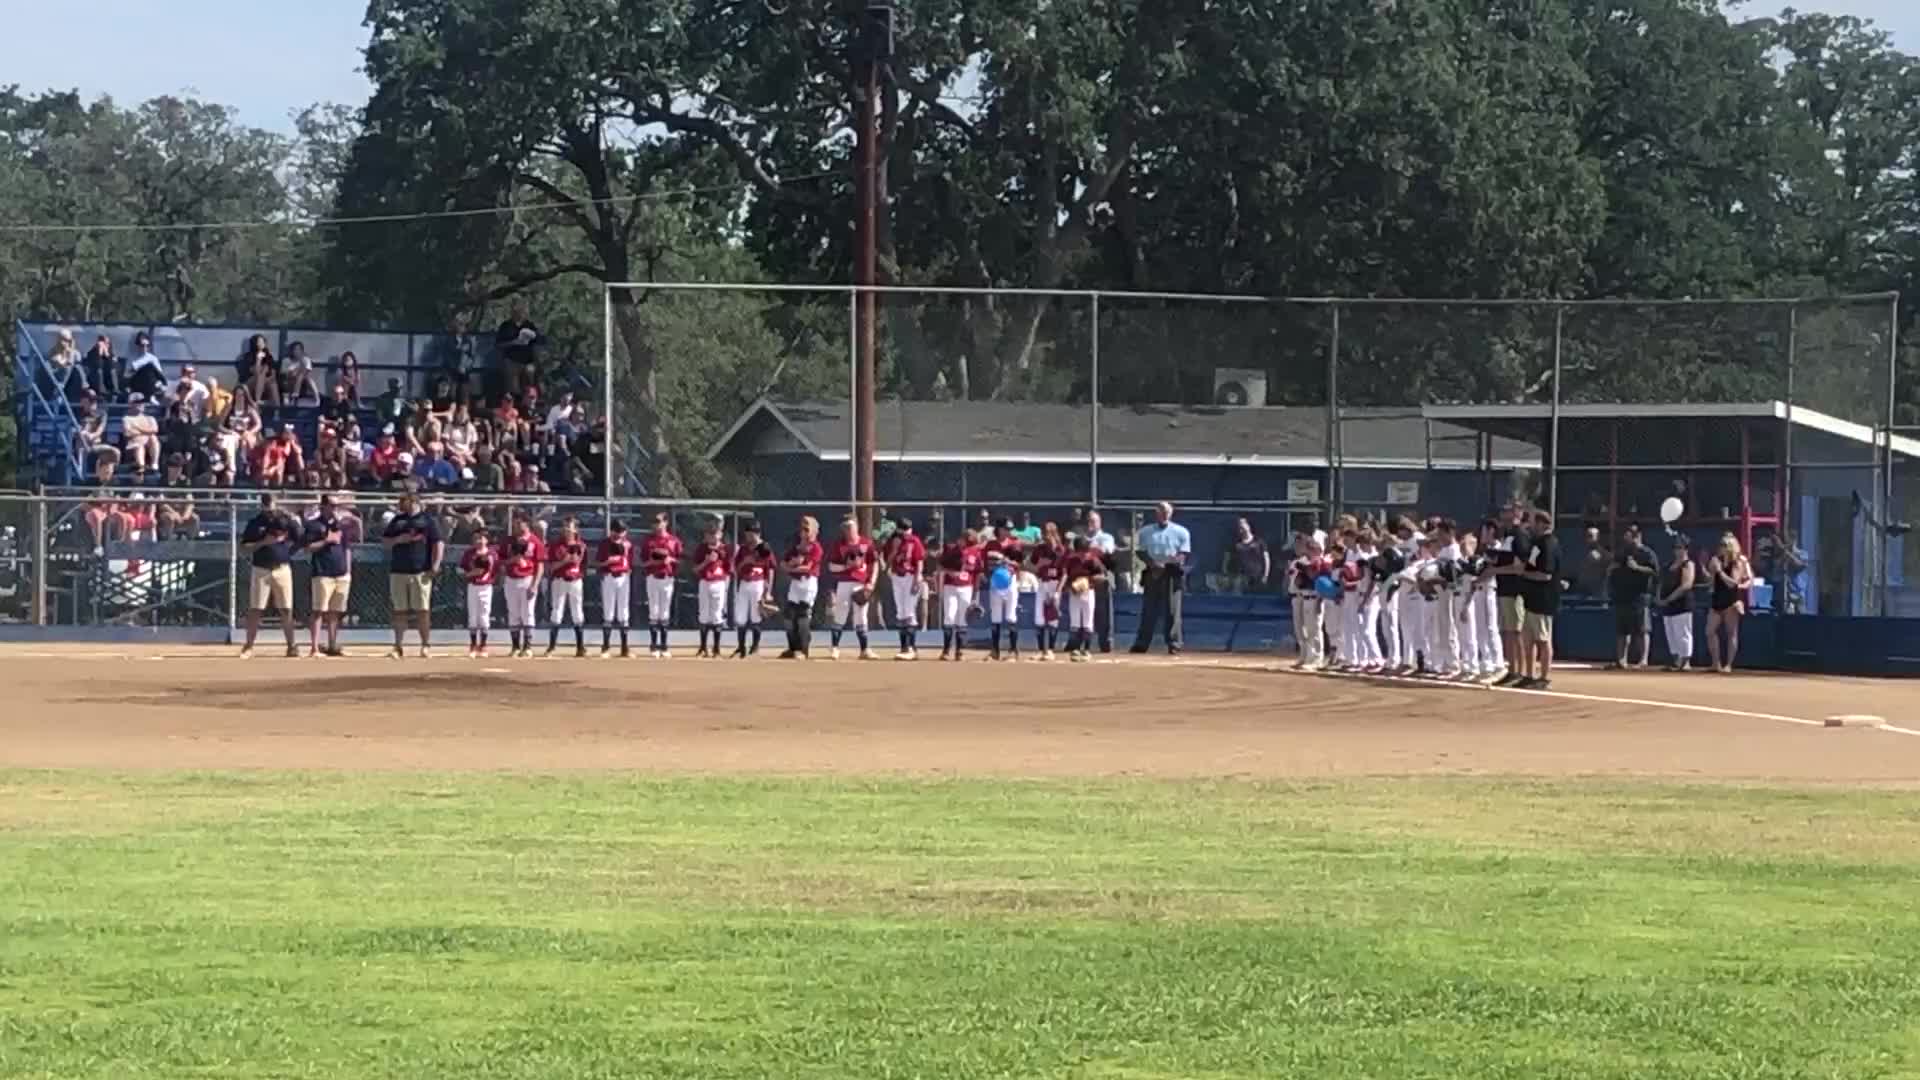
740, 518, 761, 534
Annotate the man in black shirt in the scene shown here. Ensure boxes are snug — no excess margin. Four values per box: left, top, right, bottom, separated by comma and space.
1491, 502, 1532, 687
1608, 523, 1657, 670
305, 493, 354, 658
495, 297, 543, 398
382, 485, 444, 658
1517, 509, 1562, 690
239, 492, 299, 659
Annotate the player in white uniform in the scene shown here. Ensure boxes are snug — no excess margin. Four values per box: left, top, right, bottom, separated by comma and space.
1352, 530, 1385, 671
1288, 533, 1326, 669
460, 527, 499, 658
1393, 520, 1427, 674
884, 518, 928, 659
826, 516, 876, 660
1029, 522, 1067, 660
544, 516, 588, 658
1453, 531, 1484, 680
596, 519, 634, 658
729, 520, 776, 658
1425, 521, 1461, 677
1473, 519, 1505, 679
500, 517, 543, 658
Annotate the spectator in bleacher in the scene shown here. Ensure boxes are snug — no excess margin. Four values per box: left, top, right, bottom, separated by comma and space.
73, 397, 120, 483
413, 443, 461, 491
255, 424, 305, 489
429, 376, 459, 420
227, 388, 264, 459
320, 382, 356, 429
125, 332, 167, 401
314, 425, 348, 490
570, 416, 606, 493
238, 334, 282, 406
496, 297, 543, 397
158, 494, 199, 540
374, 377, 408, 425
204, 376, 232, 423
172, 365, 210, 420
443, 404, 478, 466
429, 314, 478, 402
368, 429, 403, 485
121, 398, 161, 481
82, 335, 119, 399
40, 329, 85, 403
284, 343, 323, 405
493, 394, 531, 450
470, 445, 504, 492
161, 400, 198, 461
340, 422, 368, 481
543, 391, 575, 432
333, 350, 363, 403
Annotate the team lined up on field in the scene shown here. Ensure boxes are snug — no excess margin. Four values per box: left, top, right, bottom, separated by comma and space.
457, 511, 1113, 662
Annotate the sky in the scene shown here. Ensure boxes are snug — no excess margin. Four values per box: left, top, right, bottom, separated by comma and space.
5, 0, 1917, 135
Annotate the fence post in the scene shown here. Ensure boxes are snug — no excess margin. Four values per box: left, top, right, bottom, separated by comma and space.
1090, 292, 1100, 510
1548, 306, 1564, 522
226, 502, 239, 638
847, 288, 859, 514
1326, 303, 1341, 520
603, 284, 615, 499
1883, 292, 1901, 616
1782, 304, 1797, 610
33, 494, 48, 626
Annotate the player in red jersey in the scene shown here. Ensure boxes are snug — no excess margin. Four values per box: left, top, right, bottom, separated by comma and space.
639, 511, 683, 658
826, 516, 877, 660
544, 516, 589, 658
596, 519, 634, 658
501, 515, 545, 657
1029, 520, 1068, 660
1062, 535, 1108, 661
779, 515, 824, 659
884, 517, 928, 659
460, 526, 499, 658
936, 526, 986, 661
982, 519, 1027, 661
690, 518, 732, 658
729, 519, 777, 657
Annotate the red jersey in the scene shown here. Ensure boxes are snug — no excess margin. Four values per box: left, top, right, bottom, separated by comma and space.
733, 540, 776, 582
1030, 542, 1067, 582
692, 540, 732, 582
461, 546, 500, 586
1339, 559, 1365, 592
640, 530, 682, 579
983, 537, 1025, 568
784, 539, 823, 577
597, 535, 634, 576
828, 537, 876, 585
938, 542, 985, 587
547, 537, 587, 581
1063, 551, 1106, 584
887, 532, 926, 576
504, 532, 545, 579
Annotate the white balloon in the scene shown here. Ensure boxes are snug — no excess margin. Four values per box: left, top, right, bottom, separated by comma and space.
1659, 497, 1684, 524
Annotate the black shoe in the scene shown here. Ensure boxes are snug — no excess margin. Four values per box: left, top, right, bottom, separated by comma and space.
1128, 645, 1149, 655
1532, 678, 1551, 691
1494, 672, 1525, 688
729, 648, 746, 659
778, 649, 797, 659
1167, 645, 1182, 656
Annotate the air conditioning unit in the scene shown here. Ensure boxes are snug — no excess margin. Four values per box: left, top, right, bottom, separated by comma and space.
1212, 367, 1268, 407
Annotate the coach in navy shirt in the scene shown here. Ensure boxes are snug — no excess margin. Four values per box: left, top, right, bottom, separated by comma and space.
382, 486, 443, 658
305, 493, 353, 658
239, 492, 299, 659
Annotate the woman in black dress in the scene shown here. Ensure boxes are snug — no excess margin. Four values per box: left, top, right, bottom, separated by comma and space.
1658, 538, 1696, 671
1704, 533, 1752, 674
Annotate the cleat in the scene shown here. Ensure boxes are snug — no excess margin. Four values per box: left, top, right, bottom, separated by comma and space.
419, 647, 433, 659
830, 647, 841, 661
600, 648, 611, 659
387, 647, 404, 660
238, 647, 254, 660
858, 649, 875, 661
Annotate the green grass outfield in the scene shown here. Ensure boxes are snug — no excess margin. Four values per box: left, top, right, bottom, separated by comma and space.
3, 774, 1920, 1079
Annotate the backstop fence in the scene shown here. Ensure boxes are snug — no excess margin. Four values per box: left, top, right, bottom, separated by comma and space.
605, 286, 1910, 615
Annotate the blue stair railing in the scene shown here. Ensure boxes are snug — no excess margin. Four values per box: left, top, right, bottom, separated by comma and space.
12, 320, 85, 485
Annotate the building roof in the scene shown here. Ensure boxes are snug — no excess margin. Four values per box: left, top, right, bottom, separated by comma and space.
1423, 401, 1920, 462
706, 399, 1541, 469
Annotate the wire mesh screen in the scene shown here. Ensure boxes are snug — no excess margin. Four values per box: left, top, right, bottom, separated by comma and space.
1335, 302, 1553, 525
606, 286, 850, 501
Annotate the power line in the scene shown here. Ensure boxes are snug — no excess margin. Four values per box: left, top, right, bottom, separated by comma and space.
0, 170, 842, 235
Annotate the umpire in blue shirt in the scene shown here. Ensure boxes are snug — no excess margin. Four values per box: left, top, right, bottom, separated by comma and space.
1130, 501, 1191, 654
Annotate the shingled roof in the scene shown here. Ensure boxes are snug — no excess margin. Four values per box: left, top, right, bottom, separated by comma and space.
707, 399, 1541, 469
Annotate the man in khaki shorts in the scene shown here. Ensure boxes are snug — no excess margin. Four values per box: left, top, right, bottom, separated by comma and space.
381, 485, 444, 659
239, 492, 299, 659
1516, 509, 1563, 690
304, 493, 353, 657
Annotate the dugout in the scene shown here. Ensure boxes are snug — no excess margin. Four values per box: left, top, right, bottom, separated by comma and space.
1422, 402, 1917, 618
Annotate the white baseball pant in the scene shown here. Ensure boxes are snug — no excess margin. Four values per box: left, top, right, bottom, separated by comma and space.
645, 576, 674, 625
1034, 581, 1060, 627
1396, 585, 1426, 665
696, 578, 727, 625
1427, 593, 1458, 673
1293, 594, 1324, 666
940, 584, 973, 627
600, 574, 631, 625
831, 581, 869, 628
1476, 587, 1501, 670
988, 585, 1018, 625
1454, 587, 1481, 673
733, 579, 767, 625
1378, 588, 1401, 667
1324, 596, 1347, 662
503, 576, 538, 628
549, 578, 584, 625
1067, 586, 1096, 630
1355, 592, 1383, 667
889, 574, 920, 628
786, 575, 820, 607
465, 583, 494, 630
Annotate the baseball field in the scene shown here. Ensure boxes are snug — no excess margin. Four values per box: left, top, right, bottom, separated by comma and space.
3, 647, 1918, 1078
